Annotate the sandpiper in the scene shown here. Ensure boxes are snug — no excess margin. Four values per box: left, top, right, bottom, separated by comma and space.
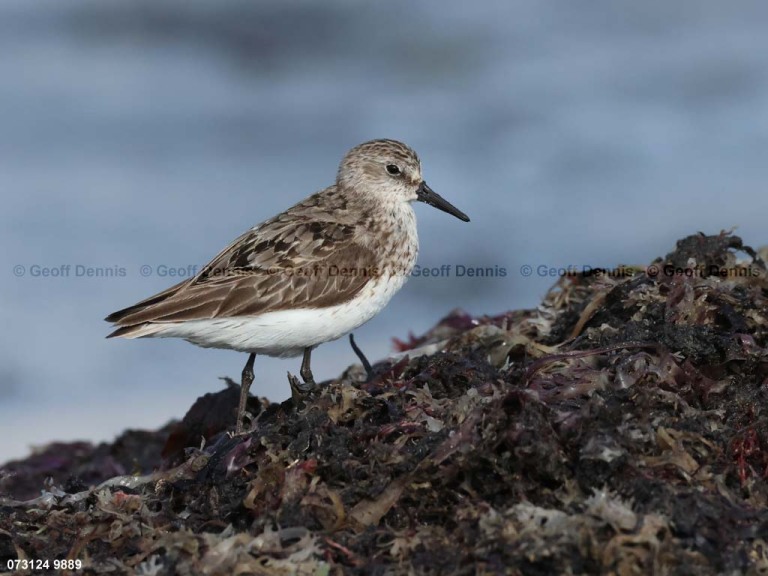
106, 139, 469, 433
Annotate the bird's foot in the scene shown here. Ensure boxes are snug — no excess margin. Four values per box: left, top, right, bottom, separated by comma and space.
232, 413, 253, 436
288, 371, 315, 405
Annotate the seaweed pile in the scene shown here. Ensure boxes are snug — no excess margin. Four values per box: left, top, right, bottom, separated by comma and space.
2, 232, 768, 575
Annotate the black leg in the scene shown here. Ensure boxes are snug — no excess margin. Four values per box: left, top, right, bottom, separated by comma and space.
288, 347, 316, 402
300, 347, 315, 385
236, 353, 256, 434
349, 334, 374, 380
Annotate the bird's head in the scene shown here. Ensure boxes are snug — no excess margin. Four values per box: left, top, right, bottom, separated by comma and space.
337, 139, 469, 222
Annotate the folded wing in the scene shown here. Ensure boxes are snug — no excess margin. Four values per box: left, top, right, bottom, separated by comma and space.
106, 192, 377, 337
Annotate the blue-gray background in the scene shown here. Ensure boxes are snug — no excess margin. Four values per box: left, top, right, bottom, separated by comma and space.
2, 0, 767, 463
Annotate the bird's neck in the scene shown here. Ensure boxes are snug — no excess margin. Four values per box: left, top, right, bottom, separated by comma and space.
361, 199, 419, 277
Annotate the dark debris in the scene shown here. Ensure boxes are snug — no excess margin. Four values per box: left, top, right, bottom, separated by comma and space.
2, 232, 768, 575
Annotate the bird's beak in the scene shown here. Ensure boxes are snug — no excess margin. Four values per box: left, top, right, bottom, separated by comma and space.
416, 181, 470, 222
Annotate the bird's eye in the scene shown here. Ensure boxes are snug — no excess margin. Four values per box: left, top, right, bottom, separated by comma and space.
386, 164, 401, 176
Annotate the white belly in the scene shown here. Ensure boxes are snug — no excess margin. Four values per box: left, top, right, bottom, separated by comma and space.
151, 272, 409, 357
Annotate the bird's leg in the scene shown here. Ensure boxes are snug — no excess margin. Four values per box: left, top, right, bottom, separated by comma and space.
288, 347, 316, 403
349, 334, 374, 381
300, 347, 315, 385
236, 353, 256, 434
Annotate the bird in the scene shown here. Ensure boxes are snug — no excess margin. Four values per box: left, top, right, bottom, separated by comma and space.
105, 139, 470, 433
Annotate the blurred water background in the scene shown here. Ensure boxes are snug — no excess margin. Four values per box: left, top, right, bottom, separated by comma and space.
2, 0, 768, 463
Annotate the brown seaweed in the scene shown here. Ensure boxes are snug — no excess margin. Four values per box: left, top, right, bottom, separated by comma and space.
2, 232, 768, 575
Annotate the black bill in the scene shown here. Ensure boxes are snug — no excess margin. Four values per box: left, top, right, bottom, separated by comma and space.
416, 181, 470, 222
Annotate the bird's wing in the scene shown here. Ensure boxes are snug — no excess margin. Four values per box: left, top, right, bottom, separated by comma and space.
106, 191, 379, 329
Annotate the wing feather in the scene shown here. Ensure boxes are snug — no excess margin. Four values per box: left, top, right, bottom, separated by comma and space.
106, 189, 377, 335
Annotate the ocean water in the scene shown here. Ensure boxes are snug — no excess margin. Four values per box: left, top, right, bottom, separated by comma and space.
2, 0, 768, 463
